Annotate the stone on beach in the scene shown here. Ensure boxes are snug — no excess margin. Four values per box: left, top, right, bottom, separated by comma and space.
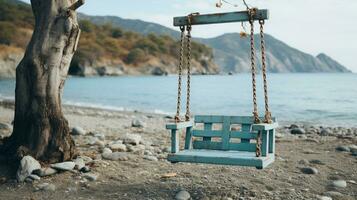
102, 152, 129, 161
102, 147, 113, 154
74, 158, 86, 170
301, 167, 318, 175
335, 145, 350, 152
331, 180, 347, 188
109, 143, 127, 152
175, 190, 191, 200
122, 133, 142, 145
50, 162, 76, 171
16, 156, 41, 182
33, 168, 58, 177
291, 128, 305, 135
131, 119, 145, 128
71, 126, 86, 135
83, 173, 98, 181
143, 155, 158, 161
37, 183, 56, 191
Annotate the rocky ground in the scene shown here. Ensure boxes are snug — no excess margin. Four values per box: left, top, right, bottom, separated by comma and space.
0, 102, 356, 200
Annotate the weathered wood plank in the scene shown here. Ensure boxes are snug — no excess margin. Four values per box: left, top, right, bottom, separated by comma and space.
203, 123, 213, 141
166, 120, 194, 130
261, 131, 269, 156
221, 117, 231, 150
269, 129, 275, 153
184, 126, 193, 150
240, 124, 252, 143
174, 9, 269, 26
171, 129, 179, 153
193, 141, 256, 152
230, 131, 257, 139
168, 149, 275, 168
192, 130, 222, 137
252, 122, 279, 131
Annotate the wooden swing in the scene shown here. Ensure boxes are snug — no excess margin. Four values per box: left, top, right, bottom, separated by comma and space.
166, 8, 278, 169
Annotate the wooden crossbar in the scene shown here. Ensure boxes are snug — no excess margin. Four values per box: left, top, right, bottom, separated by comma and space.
173, 9, 269, 26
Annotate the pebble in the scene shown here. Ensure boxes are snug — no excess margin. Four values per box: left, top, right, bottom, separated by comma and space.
175, 190, 191, 200
109, 143, 127, 152
16, 156, 41, 182
37, 183, 56, 191
301, 167, 318, 175
28, 174, 41, 181
74, 158, 86, 170
102, 147, 113, 154
289, 124, 299, 129
83, 173, 98, 181
291, 128, 305, 135
298, 159, 309, 165
131, 119, 145, 128
335, 146, 350, 152
102, 152, 129, 161
320, 128, 332, 136
94, 132, 106, 140
122, 133, 142, 145
143, 155, 158, 161
71, 126, 86, 135
77, 156, 93, 164
50, 161, 76, 171
162, 147, 171, 153
80, 166, 91, 173
325, 191, 343, 197
331, 180, 347, 188
317, 196, 332, 200
33, 168, 58, 177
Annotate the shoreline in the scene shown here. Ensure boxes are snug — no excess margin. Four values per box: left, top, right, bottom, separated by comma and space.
1, 99, 356, 129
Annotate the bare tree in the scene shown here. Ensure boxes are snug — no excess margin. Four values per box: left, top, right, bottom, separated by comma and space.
1, 0, 84, 163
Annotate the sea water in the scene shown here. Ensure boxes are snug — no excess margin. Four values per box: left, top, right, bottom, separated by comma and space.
0, 73, 356, 126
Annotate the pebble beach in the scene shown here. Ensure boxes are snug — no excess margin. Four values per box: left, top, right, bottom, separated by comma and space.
0, 101, 356, 200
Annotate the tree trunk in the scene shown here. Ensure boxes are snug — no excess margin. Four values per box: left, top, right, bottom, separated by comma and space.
1, 0, 84, 163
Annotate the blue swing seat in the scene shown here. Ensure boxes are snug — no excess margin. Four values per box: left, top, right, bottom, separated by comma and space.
166, 115, 278, 169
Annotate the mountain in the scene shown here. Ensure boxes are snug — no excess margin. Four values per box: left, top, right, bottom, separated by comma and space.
81, 14, 351, 73
0, 0, 218, 78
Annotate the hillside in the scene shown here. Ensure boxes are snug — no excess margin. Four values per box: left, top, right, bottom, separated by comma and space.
0, 0, 217, 78
83, 13, 351, 73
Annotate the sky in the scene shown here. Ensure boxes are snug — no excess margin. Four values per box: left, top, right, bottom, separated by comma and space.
22, 0, 357, 72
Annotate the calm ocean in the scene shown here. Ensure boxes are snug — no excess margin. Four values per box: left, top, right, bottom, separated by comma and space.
0, 74, 356, 126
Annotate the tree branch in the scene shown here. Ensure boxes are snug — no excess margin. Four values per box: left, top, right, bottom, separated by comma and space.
68, 0, 85, 11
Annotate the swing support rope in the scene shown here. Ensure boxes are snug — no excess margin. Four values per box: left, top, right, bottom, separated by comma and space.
173, 9, 273, 156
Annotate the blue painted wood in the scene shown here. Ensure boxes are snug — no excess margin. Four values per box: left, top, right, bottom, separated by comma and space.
173, 9, 269, 26
252, 122, 279, 131
203, 123, 212, 141
167, 115, 277, 168
193, 141, 256, 152
269, 129, 275, 153
230, 131, 257, 139
241, 124, 252, 143
171, 129, 179, 153
261, 131, 269, 156
192, 130, 221, 137
184, 126, 193, 150
221, 117, 231, 150
195, 115, 276, 125
166, 120, 194, 130
168, 149, 275, 169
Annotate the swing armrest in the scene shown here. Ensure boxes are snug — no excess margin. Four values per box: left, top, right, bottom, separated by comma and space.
252, 122, 279, 131
166, 120, 194, 130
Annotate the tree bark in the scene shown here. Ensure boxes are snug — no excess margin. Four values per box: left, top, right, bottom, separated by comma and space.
1, 0, 84, 163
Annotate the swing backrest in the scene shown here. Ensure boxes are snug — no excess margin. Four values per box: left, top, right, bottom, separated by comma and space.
192, 115, 271, 152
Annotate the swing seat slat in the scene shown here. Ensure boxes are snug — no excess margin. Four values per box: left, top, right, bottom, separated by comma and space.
166, 115, 277, 169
